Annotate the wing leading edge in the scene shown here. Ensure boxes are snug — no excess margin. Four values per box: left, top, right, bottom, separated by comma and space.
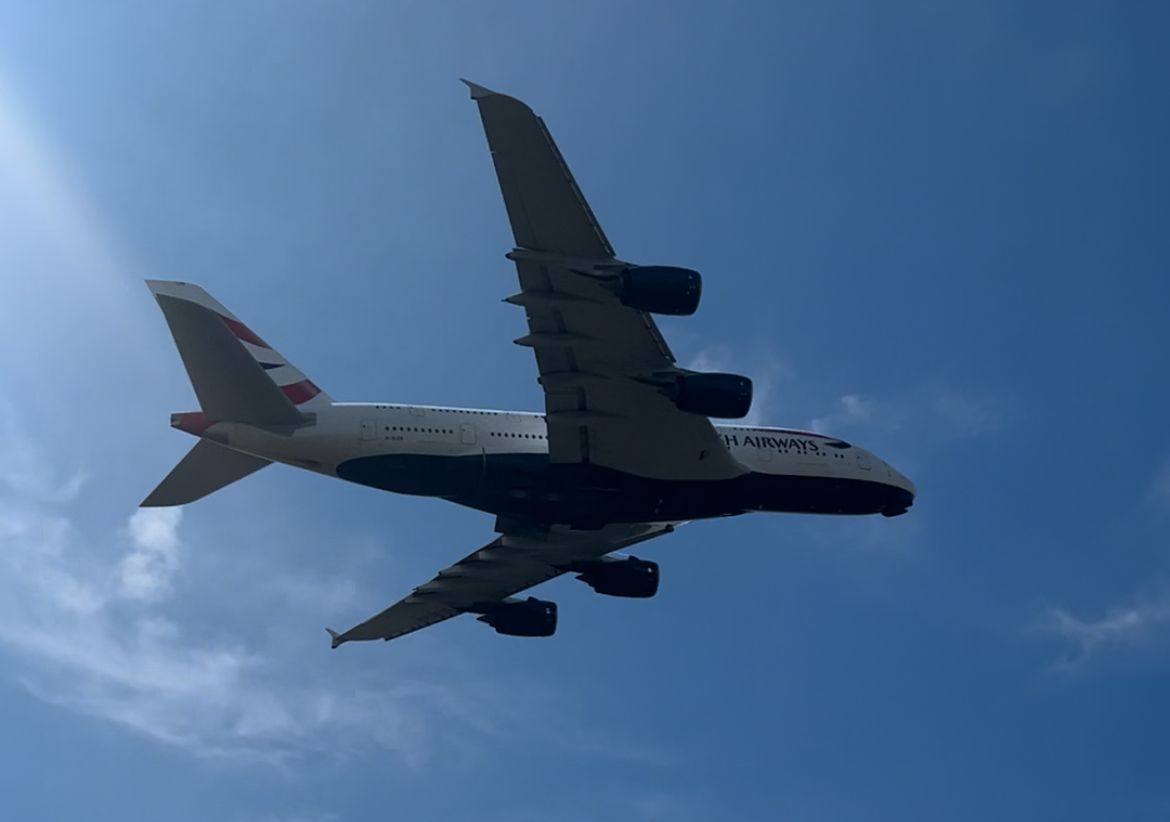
462, 79, 613, 259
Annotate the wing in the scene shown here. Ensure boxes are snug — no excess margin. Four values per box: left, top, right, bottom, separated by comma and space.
464, 80, 746, 482
328, 522, 676, 646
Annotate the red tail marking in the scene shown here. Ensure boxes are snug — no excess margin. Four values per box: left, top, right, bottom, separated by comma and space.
280, 380, 322, 405
171, 411, 211, 434
219, 314, 270, 348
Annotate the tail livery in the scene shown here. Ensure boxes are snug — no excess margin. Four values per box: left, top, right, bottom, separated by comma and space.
141, 280, 332, 506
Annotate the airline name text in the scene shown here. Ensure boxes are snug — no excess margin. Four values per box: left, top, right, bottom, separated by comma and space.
723, 434, 821, 453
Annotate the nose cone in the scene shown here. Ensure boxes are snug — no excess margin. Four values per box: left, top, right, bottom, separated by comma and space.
894, 470, 916, 498
882, 467, 916, 517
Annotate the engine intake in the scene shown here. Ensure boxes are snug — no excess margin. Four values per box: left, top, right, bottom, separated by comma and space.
673, 372, 753, 419
616, 266, 702, 316
476, 597, 557, 637
573, 556, 660, 598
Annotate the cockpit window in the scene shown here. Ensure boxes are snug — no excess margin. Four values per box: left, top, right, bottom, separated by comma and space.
824, 439, 851, 449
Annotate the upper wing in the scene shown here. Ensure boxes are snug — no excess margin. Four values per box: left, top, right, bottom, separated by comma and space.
328, 522, 676, 646
465, 80, 745, 482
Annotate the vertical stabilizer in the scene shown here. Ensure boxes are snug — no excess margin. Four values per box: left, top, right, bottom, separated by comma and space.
146, 280, 333, 426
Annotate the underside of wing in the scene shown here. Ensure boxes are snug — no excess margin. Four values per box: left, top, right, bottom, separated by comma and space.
511, 254, 745, 481
465, 81, 748, 482
328, 522, 676, 646
463, 79, 612, 259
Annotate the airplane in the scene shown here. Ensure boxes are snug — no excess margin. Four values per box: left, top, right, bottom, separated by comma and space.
141, 80, 916, 648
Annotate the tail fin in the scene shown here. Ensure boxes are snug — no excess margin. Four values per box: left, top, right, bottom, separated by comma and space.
141, 440, 272, 506
146, 280, 333, 426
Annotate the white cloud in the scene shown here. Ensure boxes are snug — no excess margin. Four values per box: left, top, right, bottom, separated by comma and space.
119, 508, 182, 601
685, 347, 723, 374
685, 343, 1006, 448
806, 386, 1007, 442
808, 393, 875, 433
0, 414, 667, 769
0, 415, 454, 765
1041, 587, 1170, 671
0, 490, 507, 766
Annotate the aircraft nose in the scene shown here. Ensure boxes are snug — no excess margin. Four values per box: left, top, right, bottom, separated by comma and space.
898, 472, 917, 498
881, 467, 916, 517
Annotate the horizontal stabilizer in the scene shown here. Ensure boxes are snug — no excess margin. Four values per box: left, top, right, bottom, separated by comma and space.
141, 440, 272, 507
326, 628, 344, 649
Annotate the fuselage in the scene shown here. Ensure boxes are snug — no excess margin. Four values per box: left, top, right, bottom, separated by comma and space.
188, 402, 916, 527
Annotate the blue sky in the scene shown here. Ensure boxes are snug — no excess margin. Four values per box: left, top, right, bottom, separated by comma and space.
0, 2, 1167, 820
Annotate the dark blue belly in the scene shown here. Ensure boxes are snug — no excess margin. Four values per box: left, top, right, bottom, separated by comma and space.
335, 452, 911, 524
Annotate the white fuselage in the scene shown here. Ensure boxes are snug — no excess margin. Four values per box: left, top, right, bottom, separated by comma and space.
196, 402, 916, 525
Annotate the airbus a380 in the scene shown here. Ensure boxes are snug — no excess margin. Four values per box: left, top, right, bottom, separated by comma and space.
142, 81, 916, 647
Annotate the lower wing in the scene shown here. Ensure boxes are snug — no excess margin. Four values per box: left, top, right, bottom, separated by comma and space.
328, 522, 678, 646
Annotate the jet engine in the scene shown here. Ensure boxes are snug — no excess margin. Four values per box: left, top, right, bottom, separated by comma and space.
615, 266, 702, 316
672, 372, 753, 419
573, 556, 660, 598
476, 597, 557, 637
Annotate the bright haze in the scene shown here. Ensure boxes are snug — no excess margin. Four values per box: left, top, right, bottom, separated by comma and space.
0, 3, 1167, 821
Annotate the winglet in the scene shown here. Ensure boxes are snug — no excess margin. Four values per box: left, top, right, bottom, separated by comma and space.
460, 78, 497, 100
326, 628, 344, 649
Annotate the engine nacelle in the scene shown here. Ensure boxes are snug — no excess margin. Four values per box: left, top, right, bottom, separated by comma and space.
574, 556, 660, 598
673, 372, 753, 419
617, 266, 702, 316
476, 597, 557, 637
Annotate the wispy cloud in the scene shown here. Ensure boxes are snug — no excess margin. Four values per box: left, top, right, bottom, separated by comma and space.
1, 488, 632, 767
684, 341, 1007, 446
807, 386, 1007, 441
1039, 587, 1170, 672
0, 495, 425, 765
0, 411, 667, 769
808, 393, 875, 433
119, 508, 182, 602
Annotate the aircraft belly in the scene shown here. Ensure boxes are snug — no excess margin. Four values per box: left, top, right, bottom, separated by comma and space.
334, 452, 733, 522
336, 452, 485, 498
745, 472, 908, 516
333, 452, 910, 524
